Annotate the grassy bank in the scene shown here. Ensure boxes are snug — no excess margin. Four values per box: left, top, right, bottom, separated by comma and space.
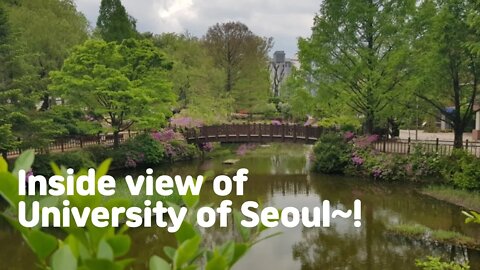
420, 186, 480, 212
386, 224, 479, 249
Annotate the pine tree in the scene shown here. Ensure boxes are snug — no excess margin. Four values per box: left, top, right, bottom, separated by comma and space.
96, 0, 137, 42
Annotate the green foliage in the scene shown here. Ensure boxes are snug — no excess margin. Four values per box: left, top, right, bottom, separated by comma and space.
298, 0, 415, 133
441, 150, 480, 190
96, 0, 138, 42
152, 33, 232, 124
409, 0, 480, 147
312, 134, 351, 174
0, 152, 277, 270
121, 134, 165, 166
204, 22, 272, 112
6, 0, 88, 110
50, 39, 176, 146
463, 210, 480, 224
416, 256, 470, 270
33, 151, 96, 176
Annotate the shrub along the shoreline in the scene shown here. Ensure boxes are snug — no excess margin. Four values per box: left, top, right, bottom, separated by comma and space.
31, 129, 204, 176
311, 133, 480, 191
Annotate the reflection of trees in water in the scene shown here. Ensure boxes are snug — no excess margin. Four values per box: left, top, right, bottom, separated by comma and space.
291, 205, 474, 270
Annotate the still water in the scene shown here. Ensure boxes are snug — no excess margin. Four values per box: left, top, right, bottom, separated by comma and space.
1, 144, 479, 270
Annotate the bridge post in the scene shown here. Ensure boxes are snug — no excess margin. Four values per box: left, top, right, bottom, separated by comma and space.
225, 124, 229, 142
293, 124, 297, 142
282, 124, 285, 142
305, 125, 308, 143
259, 123, 263, 142
270, 123, 274, 141
194, 129, 199, 144
247, 122, 251, 141
236, 123, 239, 140
215, 125, 219, 141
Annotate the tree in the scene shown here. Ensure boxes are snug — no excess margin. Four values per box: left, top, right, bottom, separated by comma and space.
50, 39, 176, 147
0, 3, 65, 157
96, 0, 138, 42
204, 22, 272, 111
409, 0, 479, 148
298, 0, 415, 134
6, 0, 89, 110
152, 33, 231, 123
270, 61, 286, 97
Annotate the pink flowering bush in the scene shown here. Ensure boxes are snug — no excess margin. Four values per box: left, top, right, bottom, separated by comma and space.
312, 132, 443, 181
271, 120, 282, 126
170, 117, 203, 128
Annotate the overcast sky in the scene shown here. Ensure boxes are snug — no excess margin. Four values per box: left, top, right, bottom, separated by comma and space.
74, 0, 321, 58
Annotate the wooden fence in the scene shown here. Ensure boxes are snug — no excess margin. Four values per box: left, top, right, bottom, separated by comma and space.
6, 132, 137, 158
373, 138, 480, 157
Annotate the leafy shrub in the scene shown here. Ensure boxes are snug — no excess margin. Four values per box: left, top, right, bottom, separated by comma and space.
312, 133, 351, 174
409, 147, 443, 178
164, 140, 199, 162
442, 150, 480, 190
415, 256, 469, 270
120, 134, 164, 166
340, 133, 447, 181
33, 150, 95, 176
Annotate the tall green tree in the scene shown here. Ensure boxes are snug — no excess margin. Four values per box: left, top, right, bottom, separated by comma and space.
96, 0, 137, 42
6, 0, 88, 110
409, 0, 479, 148
0, 3, 65, 158
298, 0, 415, 134
204, 22, 272, 112
152, 33, 231, 123
50, 39, 176, 147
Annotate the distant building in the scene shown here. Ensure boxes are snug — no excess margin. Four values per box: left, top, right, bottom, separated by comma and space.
269, 51, 300, 97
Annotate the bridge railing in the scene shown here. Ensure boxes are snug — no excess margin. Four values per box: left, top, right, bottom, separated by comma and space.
183, 123, 327, 144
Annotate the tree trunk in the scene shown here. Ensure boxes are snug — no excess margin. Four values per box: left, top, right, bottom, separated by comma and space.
364, 113, 375, 135
1, 151, 7, 161
453, 126, 464, 149
40, 94, 50, 111
113, 130, 120, 149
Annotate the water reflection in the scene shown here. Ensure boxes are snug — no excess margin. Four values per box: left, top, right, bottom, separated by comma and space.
1, 144, 479, 270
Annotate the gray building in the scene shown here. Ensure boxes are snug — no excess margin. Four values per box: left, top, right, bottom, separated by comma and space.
269, 51, 300, 97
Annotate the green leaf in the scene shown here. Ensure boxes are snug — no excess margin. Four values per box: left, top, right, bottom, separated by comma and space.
149, 256, 171, 270
50, 162, 63, 177
175, 221, 197, 244
220, 242, 235, 265
174, 235, 201, 267
231, 243, 249, 265
0, 172, 23, 208
84, 259, 116, 270
233, 210, 250, 242
181, 191, 199, 208
13, 149, 35, 176
106, 235, 131, 257
26, 230, 58, 260
163, 246, 176, 260
251, 232, 282, 246
205, 253, 228, 270
0, 157, 8, 172
51, 245, 77, 270
96, 159, 112, 180
114, 258, 135, 270
97, 240, 114, 261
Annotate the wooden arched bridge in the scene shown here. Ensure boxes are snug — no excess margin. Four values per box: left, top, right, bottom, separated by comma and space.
183, 123, 327, 144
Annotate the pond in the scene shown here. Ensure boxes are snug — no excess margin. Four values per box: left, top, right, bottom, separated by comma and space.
1, 144, 479, 270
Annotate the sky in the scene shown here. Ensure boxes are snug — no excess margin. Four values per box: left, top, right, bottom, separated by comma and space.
74, 0, 321, 58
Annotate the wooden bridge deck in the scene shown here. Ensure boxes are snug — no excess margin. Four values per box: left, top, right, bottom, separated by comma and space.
184, 123, 326, 144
